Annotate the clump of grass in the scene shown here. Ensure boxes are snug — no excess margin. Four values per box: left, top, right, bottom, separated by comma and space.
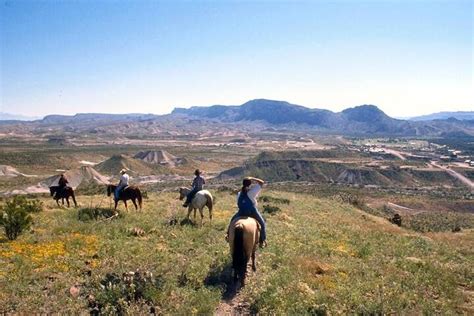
217, 185, 237, 193
89, 270, 161, 314
259, 195, 290, 205
78, 207, 119, 221
262, 205, 282, 215
335, 192, 366, 208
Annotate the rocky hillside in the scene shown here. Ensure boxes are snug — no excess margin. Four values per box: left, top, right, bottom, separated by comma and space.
42, 166, 110, 188
217, 151, 463, 188
133, 150, 186, 167
95, 154, 158, 176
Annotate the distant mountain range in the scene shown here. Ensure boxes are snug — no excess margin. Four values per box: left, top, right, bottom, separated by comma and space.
409, 111, 474, 121
1, 100, 473, 137
173, 99, 474, 136
0, 112, 42, 121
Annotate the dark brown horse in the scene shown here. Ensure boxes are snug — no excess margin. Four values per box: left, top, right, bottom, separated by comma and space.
107, 184, 142, 211
50, 186, 78, 207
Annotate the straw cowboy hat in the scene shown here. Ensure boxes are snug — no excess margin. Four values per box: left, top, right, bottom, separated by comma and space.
120, 169, 128, 174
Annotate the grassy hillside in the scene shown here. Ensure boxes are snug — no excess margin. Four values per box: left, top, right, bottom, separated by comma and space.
0, 191, 473, 314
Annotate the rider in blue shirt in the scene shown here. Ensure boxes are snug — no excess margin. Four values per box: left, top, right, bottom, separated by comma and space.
227, 177, 267, 247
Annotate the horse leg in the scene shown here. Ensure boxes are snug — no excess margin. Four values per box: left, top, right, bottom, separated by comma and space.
132, 198, 138, 210
56, 198, 61, 207
66, 197, 70, 208
72, 193, 78, 207
124, 200, 128, 211
187, 206, 192, 221
199, 207, 204, 226
252, 249, 257, 272
241, 272, 246, 287
114, 200, 118, 210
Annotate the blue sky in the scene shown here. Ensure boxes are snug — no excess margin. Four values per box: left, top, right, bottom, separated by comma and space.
1, 0, 472, 117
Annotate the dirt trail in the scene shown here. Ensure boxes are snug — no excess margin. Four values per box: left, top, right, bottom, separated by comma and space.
214, 283, 249, 316
383, 149, 407, 161
430, 162, 474, 190
387, 202, 426, 214
214, 266, 253, 315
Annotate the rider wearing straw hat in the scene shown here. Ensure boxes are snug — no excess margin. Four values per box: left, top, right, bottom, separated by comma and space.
115, 169, 129, 201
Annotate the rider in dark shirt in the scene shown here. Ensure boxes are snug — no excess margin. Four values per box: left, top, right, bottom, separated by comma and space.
58, 174, 69, 194
183, 169, 205, 207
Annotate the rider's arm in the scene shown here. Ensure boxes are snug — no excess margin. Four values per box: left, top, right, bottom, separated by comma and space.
248, 177, 265, 186
247, 184, 262, 203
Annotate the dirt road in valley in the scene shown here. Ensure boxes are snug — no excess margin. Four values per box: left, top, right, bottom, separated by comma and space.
383, 149, 407, 160
430, 162, 474, 190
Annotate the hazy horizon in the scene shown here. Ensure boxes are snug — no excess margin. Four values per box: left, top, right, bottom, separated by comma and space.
1, 1, 472, 118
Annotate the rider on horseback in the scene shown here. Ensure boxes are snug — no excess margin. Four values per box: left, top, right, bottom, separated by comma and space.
114, 169, 129, 201
183, 169, 205, 207
227, 177, 267, 248
58, 174, 69, 196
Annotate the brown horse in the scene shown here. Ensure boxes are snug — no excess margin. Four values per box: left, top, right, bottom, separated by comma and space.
107, 184, 142, 211
229, 217, 260, 286
50, 186, 78, 207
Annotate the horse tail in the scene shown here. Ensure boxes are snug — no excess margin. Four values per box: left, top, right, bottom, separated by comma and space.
137, 189, 143, 210
205, 193, 213, 212
232, 224, 247, 278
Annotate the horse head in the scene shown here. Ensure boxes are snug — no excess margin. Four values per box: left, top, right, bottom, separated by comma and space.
49, 186, 56, 197
178, 187, 190, 200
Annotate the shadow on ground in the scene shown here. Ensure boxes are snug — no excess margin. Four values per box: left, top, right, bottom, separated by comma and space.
179, 218, 197, 227
204, 261, 239, 300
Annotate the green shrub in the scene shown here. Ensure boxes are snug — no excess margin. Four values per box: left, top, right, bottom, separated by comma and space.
8, 196, 43, 213
263, 204, 282, 214
259, 195, 290, 205
0, 197, 34, 240
90, 270, 161, 314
